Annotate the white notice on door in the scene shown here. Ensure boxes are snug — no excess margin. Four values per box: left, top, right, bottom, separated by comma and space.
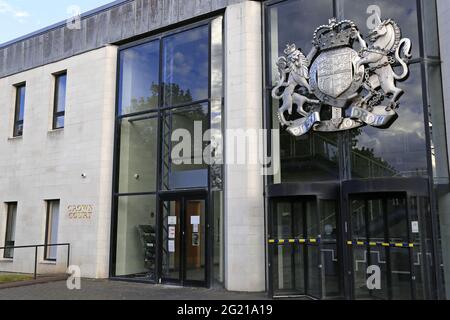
191, 216, 200, 225
169, 226, 176, 239
168, 240, 175, 253
168, 216, 177, 225
412, 221, 419, 234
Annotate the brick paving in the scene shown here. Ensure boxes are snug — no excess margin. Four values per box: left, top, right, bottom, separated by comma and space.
0, 279, 270, 300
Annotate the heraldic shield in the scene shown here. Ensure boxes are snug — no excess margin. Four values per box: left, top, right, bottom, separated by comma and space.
316, 50, 353, 98
272, 16, 412, 137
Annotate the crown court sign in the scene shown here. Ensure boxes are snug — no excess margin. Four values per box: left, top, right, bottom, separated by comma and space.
272, 16, 412, 137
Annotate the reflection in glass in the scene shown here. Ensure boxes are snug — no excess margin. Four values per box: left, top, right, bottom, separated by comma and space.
268, 0, 333, 85
115, 195, 157, 280
118, 115, 158, 193
351, 65, 427, 178
277, 128, 340, 182
272, 202, 295, 293
14, 85, 26, 137
161, 103, 209, 190
390, 248, 412, 300
271, 199, 327, 297
268, 0, 338, 183
350, 196, 414, 300
342, 0, 420, 59
119, 41, 160, 115
320, 201, 341, 298
163, 25, 209, 106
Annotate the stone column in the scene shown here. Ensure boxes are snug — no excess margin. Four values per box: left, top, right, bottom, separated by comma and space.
223, 1, 265, 292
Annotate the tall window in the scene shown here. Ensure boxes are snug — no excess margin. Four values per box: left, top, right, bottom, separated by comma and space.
113, 18, 224, 283
45, 200, 60, 261
4, 203, 17, 259
13, 84, 26, 137
53, 72, 67, 129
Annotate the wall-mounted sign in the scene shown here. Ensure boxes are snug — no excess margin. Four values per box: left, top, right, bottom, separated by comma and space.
191, 216, 200, 225
272, 16, 412, 136
168, 216, 177, 225
67, 204, 94, 220
169, 226, 176, 239
192, 233, 200, 247
412, 221, 419, 234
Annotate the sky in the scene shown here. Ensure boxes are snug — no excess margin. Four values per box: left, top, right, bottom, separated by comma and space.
0, 0, 116, 44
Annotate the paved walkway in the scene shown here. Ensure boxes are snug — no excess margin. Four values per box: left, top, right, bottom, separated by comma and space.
0, 279, 270, 300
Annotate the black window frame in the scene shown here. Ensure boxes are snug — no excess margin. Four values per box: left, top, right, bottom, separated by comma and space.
13, 82, 26, 137
4, 202, 17, 259
110, 16, 224, 288
44, 200, 60, 261
52, 71, 67, 130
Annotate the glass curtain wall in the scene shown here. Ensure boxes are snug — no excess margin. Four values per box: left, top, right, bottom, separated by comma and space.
112, 18, 224, 285
266, 0, 437, 183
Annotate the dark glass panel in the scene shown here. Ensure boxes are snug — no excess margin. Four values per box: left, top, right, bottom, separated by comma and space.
163, 25, 209, 106
54, 116, 65, 129
422, 0, 440, 58
119, 41, 160, 115
351, 64, 427, 178
14, 85, 26, 137
390, 248, 412, 300
320, 200, 342, 298
277, 125, 340, 182
55, 74, 67, 113
368, 199, 384, 242
351, 199, 366, 240
272, 201, 295, 293
4, 203, 17, 259
17, 85, 25, 121
427, 64, 449, 184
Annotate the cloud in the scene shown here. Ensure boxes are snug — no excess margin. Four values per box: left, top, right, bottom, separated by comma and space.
0, 0, 30, 22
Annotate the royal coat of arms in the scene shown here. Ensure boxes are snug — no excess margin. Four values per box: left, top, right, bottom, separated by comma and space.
272, 15, 412, 136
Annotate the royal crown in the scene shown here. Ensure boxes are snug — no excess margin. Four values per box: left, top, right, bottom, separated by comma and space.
313, 18, 357, 50
284, 43, 298, 57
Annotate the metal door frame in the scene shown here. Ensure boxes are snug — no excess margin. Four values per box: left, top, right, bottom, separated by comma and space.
267, 182, 340, 299
158, 189, 209, 288
342, 177, 430, 300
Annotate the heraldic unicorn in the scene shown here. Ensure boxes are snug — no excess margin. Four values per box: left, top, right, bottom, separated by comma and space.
272, 15, 412, 137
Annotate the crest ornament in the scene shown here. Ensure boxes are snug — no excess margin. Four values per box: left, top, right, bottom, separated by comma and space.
272, 16, 412, 136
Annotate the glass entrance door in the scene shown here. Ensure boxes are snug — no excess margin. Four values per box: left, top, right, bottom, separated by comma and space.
160, 194, 207, 286
349, 194, 415, 300
269, 197, 340, 298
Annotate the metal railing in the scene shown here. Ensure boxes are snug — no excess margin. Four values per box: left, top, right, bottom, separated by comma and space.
0, 243, 71, 280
